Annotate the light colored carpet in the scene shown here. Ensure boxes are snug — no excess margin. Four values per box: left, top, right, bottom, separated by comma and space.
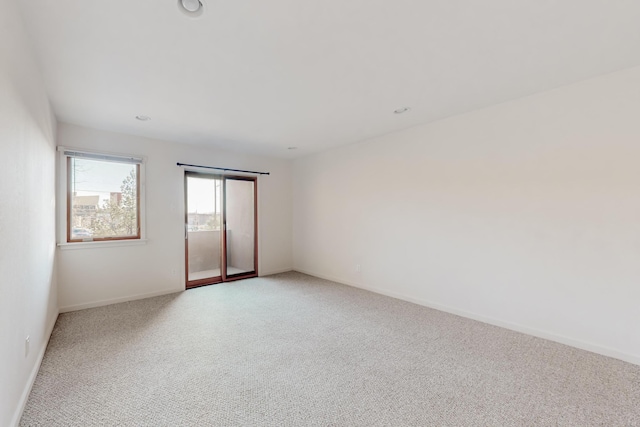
21, 272, 640, 426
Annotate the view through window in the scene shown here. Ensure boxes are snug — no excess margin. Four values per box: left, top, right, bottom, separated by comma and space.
67, 154, 141, 242
186, 176, 221, 232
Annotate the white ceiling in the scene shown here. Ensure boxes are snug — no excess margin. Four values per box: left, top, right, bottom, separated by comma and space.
18, 0, 640, 158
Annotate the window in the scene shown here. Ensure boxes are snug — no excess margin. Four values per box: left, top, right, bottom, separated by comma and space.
65, 150, 143, 242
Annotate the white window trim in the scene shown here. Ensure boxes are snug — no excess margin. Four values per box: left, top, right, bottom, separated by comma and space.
57, 146, 147, 248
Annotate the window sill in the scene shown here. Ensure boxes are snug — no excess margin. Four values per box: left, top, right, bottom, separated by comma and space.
57, 239, 148, 250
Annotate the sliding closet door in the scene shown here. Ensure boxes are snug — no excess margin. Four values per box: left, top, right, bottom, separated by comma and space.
185, 173, 223, 288
222, 177, 257, 279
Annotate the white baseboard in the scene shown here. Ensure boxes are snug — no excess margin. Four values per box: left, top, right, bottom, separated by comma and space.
294, 268, 640, 367
59, 288, 182, 313
60, 272, 297, 313
260, 268, 293, 277
11, 310, 59, 427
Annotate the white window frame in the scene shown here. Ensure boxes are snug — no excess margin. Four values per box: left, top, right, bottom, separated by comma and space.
57, 146, 147, 249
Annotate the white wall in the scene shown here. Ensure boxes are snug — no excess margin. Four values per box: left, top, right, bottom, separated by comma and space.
56, 123, 292, 311
0, 0, 58, 424
188, 231, 221, 273
293, 66, 640, 365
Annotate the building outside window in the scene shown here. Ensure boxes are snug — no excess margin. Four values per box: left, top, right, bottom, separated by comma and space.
65, 150, 143, 242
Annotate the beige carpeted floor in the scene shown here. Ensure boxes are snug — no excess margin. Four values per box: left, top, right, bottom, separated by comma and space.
21, 272, 640, 426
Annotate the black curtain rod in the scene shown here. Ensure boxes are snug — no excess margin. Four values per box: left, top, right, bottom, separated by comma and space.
177, 162, 270, 175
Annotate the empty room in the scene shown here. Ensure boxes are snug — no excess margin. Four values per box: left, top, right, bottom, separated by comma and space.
2, 0, 640, 425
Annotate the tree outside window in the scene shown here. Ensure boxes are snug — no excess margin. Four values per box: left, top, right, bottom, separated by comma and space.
67, 154, 141, 242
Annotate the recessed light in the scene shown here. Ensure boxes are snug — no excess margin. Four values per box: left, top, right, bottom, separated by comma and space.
135, 115, 151, 121
394, 107, 411, 114
179, 0, 203, 16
